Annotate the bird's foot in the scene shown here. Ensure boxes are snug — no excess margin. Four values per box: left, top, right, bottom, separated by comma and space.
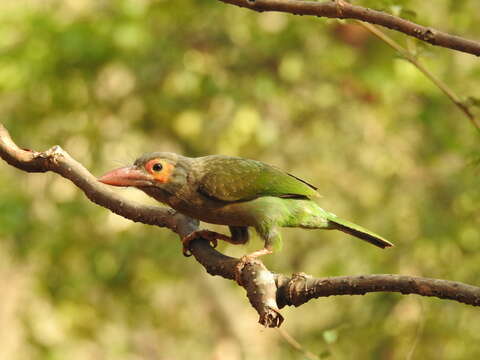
181, 230, 231, 257
235, 248, 273, 285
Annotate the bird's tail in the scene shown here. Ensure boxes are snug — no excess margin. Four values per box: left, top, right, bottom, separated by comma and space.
327, 215, 393, 249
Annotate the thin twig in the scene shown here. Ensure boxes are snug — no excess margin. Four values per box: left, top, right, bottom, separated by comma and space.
405, 300, 424, 360
217, 0, 480, 57
356, 21, 480, 133
277, 328, 320, 360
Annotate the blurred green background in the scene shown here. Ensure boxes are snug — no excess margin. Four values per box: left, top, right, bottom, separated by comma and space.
1, 0, 479, 359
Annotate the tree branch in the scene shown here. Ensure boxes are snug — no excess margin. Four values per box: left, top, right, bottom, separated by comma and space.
217, 0, 480, 57
1, 123, 479, 328
356, 21, 480, 133
0, 124, 197, 233
275, 273, 480, 308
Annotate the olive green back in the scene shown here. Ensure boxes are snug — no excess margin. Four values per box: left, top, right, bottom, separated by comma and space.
196, 155, 319, 202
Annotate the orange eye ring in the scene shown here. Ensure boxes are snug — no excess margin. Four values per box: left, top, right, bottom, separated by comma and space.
145, 159, 164, 174
145, 159, 174, 183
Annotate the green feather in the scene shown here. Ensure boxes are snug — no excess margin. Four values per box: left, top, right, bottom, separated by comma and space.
327, 214, 393, 249
197, 155, 319, 202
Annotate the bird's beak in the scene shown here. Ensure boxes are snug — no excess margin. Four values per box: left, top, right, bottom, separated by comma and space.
98, 166, 152, 187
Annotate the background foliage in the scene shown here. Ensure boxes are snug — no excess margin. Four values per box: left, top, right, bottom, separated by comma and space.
1, 0, 479, 359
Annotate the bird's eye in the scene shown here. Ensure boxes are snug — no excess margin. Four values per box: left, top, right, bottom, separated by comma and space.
152, 163, 163, 172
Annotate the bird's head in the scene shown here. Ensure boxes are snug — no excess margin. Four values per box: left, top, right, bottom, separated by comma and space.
98, 152, 189, 192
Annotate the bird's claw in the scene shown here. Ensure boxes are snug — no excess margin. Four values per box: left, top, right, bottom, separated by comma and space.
181, 230, 227, 257
182, 246, 193, 257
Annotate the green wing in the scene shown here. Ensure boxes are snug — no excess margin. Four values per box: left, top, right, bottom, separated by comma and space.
197, 155, 319, 202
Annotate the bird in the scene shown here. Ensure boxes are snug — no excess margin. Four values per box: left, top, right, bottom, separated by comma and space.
98, 152, 393, 257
